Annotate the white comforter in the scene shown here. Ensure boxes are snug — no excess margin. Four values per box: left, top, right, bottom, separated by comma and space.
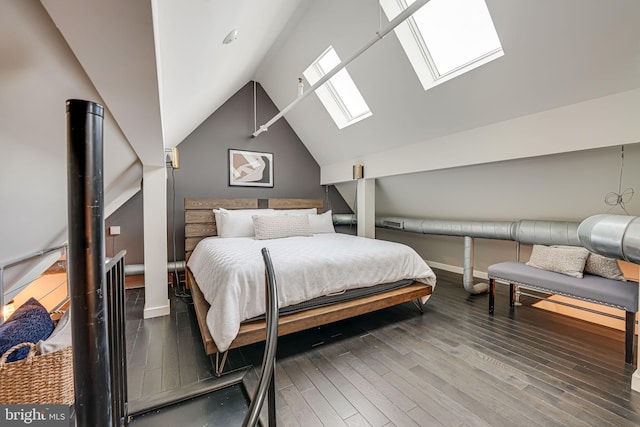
187, 233, 437, 352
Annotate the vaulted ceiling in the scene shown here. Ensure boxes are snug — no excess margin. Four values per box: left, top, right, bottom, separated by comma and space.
40, 0, 309, 167
39, 0, 640, 173
3, 0, 639, 302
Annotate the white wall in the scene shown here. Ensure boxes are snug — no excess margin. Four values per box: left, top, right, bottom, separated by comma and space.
0, 1, 140, 295
362, 144, 640, 273
323, 88, 640, 184
257, 0, 640, 170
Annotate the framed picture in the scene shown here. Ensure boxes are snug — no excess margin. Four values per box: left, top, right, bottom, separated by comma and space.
228, 149, 274, 187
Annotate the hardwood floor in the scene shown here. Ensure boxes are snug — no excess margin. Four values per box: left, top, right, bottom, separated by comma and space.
126, 269, 640, 426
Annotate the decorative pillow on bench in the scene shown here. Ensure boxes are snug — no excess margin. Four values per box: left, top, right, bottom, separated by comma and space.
584, 252, 626, 281
526, 245, 589, 278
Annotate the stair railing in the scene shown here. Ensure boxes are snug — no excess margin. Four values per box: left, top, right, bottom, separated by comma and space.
243, 247, 279, 426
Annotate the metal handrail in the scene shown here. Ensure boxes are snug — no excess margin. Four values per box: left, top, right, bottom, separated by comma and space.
243, 248, 279, 426
0, 244, 67, 271
1, 244, 68, 323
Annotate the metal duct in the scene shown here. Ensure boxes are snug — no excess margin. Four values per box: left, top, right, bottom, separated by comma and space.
514, 220, 581, 246
370, 216, 582, 246
377, 217, 516, 240
463, 236, 488, 294
339, 214, 583, 295
124, 261, 185, 276
334, 213, 640, 291
578, 214, 640, 263
338, 213, 582, 246
333, 213, 357, 225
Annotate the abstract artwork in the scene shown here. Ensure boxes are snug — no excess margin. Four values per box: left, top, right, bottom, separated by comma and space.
228, 149, 274, 187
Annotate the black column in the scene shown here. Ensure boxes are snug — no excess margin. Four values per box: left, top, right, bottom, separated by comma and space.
66, 99, 113, 426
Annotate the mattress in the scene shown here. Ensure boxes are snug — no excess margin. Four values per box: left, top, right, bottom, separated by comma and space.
187, 233, 437, 352
245, 278, 416, 322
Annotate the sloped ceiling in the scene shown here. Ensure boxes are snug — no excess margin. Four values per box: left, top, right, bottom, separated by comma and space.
256, 0, 640, 172
39, 0, 640, 175
153, 0, 310, 148
0, 0, 140, 293
41, 0, 309, 163
4, 0, 639, 274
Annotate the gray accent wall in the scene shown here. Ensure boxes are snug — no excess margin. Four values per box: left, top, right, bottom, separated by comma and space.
106, 192, 143, 264
107, 82, 350, 264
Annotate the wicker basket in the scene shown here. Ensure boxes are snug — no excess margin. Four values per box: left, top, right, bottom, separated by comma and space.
0, 342, 74, 405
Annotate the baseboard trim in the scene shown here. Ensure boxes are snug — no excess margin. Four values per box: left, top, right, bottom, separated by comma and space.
143, 299, 171, 319
632, 369, 640, 393
425, 260, 489, 281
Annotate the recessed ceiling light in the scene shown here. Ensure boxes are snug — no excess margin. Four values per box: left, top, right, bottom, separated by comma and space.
223, 29, 239, 45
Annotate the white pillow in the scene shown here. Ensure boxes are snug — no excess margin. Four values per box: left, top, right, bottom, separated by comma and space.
252, 214, 312, 240
214, 208, 275, 237
308, 210, 335, 234
36, 309, 72, 354
213, 208, 223, 231
274, 208, 317, 215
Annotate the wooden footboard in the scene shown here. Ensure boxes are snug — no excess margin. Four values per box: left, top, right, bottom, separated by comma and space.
187, 268, 432, 355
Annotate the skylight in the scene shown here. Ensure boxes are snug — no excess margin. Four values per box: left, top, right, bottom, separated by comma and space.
303, 46, 372, 129
380, 0, 503, 90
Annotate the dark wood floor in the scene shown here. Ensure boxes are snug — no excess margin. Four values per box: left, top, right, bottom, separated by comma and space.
126, 270, 640, 426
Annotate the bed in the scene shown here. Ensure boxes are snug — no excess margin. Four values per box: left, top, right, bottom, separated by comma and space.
184, 198, 435, 373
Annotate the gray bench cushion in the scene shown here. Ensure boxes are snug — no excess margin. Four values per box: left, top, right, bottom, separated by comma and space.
488, 261, 638, 312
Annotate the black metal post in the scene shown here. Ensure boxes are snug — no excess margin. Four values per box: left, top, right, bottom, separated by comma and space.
66, 99, 114, 426
106, 251, 128, 425
268, 359, 276, 425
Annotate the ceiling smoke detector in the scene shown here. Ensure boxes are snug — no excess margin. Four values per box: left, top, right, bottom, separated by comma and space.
223, 29, 239, 45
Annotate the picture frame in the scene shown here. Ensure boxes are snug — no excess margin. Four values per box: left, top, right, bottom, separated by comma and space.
228, 149, 274, 187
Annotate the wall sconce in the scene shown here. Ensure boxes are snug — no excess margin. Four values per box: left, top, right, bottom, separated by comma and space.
352, 164, 364, 180
165, 147, 180, 169
3, 300, 15, 320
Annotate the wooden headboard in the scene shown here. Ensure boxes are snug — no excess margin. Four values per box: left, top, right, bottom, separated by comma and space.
184, 198, 323, 261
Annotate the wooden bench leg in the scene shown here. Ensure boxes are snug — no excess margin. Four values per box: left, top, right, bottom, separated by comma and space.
625, 311, 635, 364
489, 278, 495, 314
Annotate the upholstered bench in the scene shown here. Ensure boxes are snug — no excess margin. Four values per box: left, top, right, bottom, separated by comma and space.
488, 261, 639, 363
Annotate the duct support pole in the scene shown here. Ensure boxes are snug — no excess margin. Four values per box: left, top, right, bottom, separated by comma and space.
357, 178, 375, 238
66, 99, 113, 426
462, 236, 488, 294
142, 165, 171, 319
513, 241, 522, 305
251, 0, 431, 137
634, 265, 640, 394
